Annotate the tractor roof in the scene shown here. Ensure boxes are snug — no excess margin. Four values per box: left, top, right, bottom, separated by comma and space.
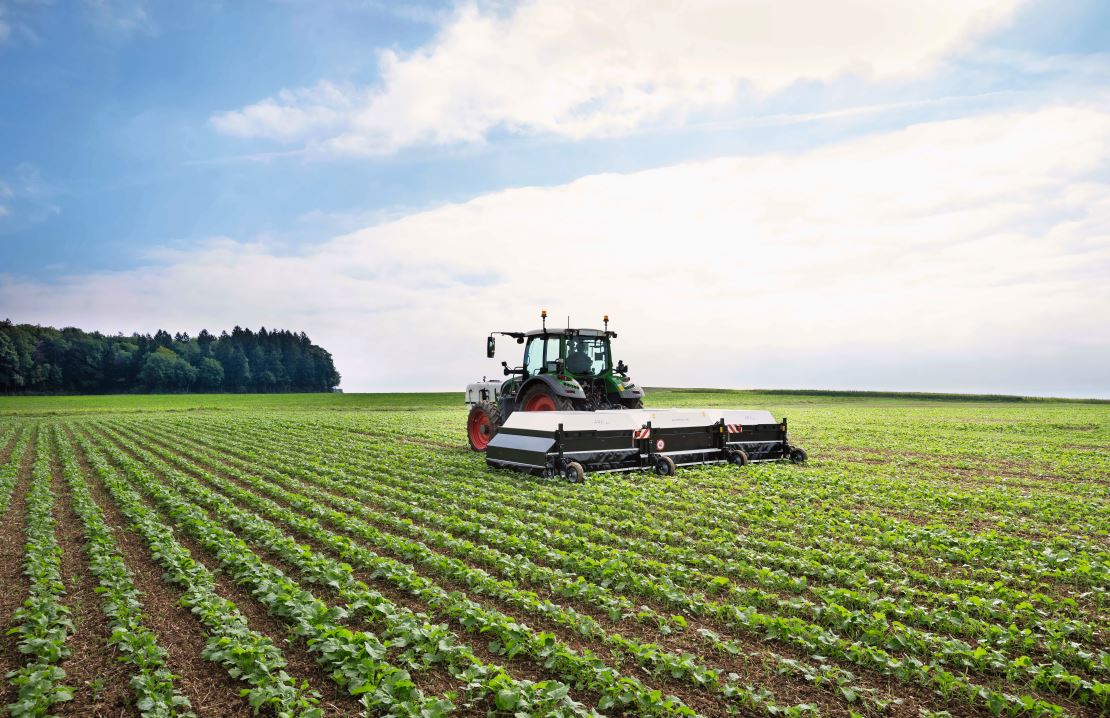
524, 327, 606, 337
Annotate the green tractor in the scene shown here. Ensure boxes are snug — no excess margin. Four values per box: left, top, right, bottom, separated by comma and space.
466, 311, 645, 451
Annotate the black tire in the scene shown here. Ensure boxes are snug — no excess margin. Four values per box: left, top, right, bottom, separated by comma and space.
621, 398, 645, 409
520, 384, 576, 412
729, 449, 749, 467
564, 461, 585, 483
654, 455, 676, 476
789, 447, 808, 464
466, 400, 501, 452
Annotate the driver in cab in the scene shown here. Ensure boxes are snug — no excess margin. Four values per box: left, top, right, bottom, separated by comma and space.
565, 339, 592, 374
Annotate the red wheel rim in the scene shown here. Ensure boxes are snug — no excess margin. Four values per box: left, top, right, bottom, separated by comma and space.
468, 409, 493, 450
523, 392, 557, 411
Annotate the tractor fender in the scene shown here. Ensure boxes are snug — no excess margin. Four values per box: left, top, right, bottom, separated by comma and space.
617, 382, 645, 400
518, 374, 587, 403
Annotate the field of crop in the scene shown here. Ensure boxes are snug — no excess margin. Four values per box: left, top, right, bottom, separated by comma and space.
0, 390, 1105, 718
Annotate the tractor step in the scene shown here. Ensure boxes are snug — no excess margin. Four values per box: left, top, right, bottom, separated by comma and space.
486, 409, 802, 478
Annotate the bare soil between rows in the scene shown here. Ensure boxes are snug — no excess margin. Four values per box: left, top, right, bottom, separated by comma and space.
51, 441, 141, 718
77, 425, 370, 718
0, 432, 36, 711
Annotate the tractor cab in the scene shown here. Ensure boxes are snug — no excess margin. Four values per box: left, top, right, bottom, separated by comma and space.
465, 312, 645, 450
522, 330, 609, 377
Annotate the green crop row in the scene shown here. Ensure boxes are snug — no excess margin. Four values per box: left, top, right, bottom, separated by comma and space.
0, 425, 30, 525
90, 421, 721, 718
159, 415, 1105, 710
130, 416, 1092, 717
108, 419, 837, 717
49, 426, 194, 717
118, 416, 896, 716
6, 427, 75, 718
82, 424, 590, 718
236, 415, 1104, 613
71, 429, 323, 717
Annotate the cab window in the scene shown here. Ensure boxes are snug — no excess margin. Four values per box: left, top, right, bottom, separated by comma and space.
524, 337, 544, 375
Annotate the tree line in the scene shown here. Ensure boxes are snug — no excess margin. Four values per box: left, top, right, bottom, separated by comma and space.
0, 321, 341, 394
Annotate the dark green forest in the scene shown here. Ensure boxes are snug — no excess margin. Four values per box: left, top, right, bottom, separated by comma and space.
0, 321, 341, 394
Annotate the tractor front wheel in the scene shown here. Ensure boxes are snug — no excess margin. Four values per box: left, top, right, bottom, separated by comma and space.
621, 398, 644, 409
520, 386, 575, 412
467, 401, 501, 451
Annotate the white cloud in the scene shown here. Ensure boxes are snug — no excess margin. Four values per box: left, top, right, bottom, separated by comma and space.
6, 105, 1110, 396
210, 0, 1024, 155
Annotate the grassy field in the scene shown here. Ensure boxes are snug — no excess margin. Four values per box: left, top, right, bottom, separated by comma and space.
0, 390, 1106, 718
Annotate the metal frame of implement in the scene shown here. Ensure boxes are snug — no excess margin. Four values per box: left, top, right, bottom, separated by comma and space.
486, 409, 802, 479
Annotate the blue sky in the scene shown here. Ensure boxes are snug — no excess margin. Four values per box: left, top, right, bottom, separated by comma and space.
2, 0, 1109, 396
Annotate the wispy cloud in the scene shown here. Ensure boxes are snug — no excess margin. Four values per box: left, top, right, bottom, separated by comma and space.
0, 1, 43, 45
210, 0, 1026, 156
0, 164, 59, 232
83, 0, 155, 37
0, 0, 155, 44
7, 105, 1110, 396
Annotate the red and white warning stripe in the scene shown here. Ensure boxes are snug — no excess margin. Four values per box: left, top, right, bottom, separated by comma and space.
726, 423, 742, 434
633, 428, 651, 440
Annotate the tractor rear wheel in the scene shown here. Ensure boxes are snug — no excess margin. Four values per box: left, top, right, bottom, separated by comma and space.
467, 400, 501, 451
520, 385, 575, 412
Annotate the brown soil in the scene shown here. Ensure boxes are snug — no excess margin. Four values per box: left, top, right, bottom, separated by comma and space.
80, 425, 396, 717
51, 443, 141, 717
67, 426, 258, 718
0, 430, 36, 710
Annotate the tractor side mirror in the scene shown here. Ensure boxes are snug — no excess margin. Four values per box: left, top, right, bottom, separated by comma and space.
502, 360, 510, 376
616, 360, 628, 375
486, 336, 496, 358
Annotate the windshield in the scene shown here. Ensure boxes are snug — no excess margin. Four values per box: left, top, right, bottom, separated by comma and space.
564, 336, 609, 375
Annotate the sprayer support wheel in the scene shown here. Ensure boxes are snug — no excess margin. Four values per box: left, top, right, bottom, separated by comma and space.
729, 450, 750, 467
654, 455, 676, 476
563, 461, 585, 483
789, 447, 808, 464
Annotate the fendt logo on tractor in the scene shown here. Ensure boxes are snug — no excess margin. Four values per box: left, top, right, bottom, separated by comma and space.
466, 311, 807, 483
